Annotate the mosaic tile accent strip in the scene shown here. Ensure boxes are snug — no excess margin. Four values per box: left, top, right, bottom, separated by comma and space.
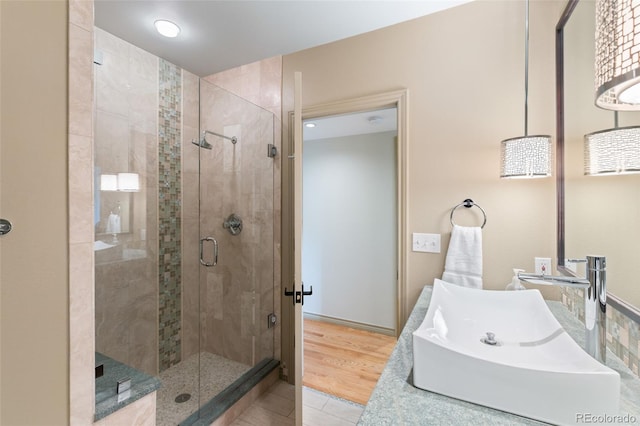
561, 287, 640, 377
158, 59, 182, 372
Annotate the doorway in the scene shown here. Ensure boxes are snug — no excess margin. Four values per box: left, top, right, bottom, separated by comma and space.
300, 106, 398, 404
302, 108, 397, 333
281, 89, 408, 422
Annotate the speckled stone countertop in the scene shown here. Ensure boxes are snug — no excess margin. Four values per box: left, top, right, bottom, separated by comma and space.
95, 352, 162, 421
359, 286, 640, 425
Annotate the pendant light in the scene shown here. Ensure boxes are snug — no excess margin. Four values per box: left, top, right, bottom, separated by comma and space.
500, 0, 552, 179
594, 0, 640, 110
584, 112, 640, 175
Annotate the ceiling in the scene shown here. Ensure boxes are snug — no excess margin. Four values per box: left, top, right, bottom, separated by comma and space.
303, 107, 397, 141
95, 0, 472, 77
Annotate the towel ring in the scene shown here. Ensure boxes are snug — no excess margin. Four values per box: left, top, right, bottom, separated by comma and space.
450, 198, 487, 229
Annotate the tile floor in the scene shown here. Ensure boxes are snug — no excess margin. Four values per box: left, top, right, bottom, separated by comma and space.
230, 381, 364, 426
156, 352, 251, 426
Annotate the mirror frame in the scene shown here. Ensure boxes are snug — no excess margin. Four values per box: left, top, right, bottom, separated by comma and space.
556, 0, 640, 321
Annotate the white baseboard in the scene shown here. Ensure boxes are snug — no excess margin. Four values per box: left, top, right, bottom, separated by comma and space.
303, 312, 396, 336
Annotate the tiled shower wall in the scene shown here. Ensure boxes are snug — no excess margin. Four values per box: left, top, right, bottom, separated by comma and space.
158, 59, 183, 370
94, 29, 193, 375
194, 82, 275, 366
94, 28, 159, 376
181, 58, 284, 366
203, 57, 283, 362
561, 287, 640, 377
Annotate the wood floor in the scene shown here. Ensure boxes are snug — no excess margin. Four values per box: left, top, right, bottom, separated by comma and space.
302, 319, 397, 405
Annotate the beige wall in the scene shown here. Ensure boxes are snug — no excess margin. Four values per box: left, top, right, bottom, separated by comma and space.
282, 0, 565, 326
0, 1, 70, 424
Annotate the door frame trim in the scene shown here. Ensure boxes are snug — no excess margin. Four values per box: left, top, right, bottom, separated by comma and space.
281, 89, 409, 382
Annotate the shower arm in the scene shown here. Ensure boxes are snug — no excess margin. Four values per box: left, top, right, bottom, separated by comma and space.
203, 130, 237, 144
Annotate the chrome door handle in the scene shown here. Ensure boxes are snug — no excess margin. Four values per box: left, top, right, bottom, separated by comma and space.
0, 219, 12, 236
199, 237, 218, 267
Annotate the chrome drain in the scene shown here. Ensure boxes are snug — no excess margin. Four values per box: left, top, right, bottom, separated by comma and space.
175, 393, 191, 403
480, 331, 501, 346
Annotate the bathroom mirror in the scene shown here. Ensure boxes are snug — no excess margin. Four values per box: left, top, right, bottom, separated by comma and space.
558, 0, 640, 314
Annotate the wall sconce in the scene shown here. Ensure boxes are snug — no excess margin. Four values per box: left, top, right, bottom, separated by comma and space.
100, 173, 140, 192
117, 173, 140, 192
500, 0, 552, 179
595, 0, 640, 110
584, 113, 640, 175
100, 174, 118, 191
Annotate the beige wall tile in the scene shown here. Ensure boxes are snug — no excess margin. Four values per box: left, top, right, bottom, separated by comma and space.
102, 392, 157, 426
69, 23, 94, 138
69, 134, 94, 244
68, 1, 95, 424
69, 0, 93, 32
70, 243, 96, 425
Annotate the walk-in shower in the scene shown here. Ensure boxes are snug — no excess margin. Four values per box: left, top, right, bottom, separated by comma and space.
93, 27, 278, 425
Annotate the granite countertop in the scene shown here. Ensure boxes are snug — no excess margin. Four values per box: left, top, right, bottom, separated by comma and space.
95, 352, 162, 421
359, 286, 640, 425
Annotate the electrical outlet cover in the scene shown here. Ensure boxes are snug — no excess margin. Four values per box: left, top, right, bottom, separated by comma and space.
535, 257, 552, 275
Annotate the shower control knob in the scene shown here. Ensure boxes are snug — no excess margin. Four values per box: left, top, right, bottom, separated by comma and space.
0, 219, 12, 236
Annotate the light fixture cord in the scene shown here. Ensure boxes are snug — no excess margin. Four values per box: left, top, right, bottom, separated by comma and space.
524, 0, 530, 136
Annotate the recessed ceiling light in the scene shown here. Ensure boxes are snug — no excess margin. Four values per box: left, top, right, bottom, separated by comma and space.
154, 20, 181, 38
305, 123, 316, 128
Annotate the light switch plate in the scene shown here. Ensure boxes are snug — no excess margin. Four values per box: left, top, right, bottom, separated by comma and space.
413, 233, 441, 253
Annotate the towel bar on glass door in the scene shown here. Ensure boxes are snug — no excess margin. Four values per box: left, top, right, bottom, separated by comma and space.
450, 199, 487, 229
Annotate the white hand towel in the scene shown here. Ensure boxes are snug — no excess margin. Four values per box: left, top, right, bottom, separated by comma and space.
106, 213, 121, 234
442, 225, 483, 289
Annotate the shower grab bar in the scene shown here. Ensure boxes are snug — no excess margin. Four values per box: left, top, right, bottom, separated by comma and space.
200, 236, 218, 267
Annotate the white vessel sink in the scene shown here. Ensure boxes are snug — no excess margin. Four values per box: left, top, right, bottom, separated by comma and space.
412, 279, 620, 425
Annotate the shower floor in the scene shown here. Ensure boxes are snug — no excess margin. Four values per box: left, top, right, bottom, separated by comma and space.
156, 352, 251, 426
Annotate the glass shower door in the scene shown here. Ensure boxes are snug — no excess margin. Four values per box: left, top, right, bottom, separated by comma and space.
195, 80, 276, 419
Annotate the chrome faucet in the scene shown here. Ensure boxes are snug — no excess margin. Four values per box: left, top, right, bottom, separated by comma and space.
517, 255, 607, 363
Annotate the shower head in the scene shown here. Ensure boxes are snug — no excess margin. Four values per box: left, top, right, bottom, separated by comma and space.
200, 136, 213, 150
192, 129, 237, 149
191, 136, 213, 150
